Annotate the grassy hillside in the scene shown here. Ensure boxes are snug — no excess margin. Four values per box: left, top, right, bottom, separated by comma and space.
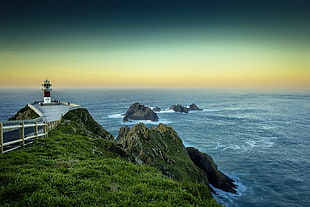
0, 110, 221, 206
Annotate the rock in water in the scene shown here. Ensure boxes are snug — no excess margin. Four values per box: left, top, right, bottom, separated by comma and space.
123, 103, 159, 122
169, 104, 189, 113
188, 103, 203, 111
152, 107, 161, 112
186, 147, 237, 193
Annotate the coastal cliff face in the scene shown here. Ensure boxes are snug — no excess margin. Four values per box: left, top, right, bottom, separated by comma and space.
63, 109, 235, 193
1, 107, 221, 206
117, 123, 237, 193
187, 147, 237, 193
62, 108, 114, 141
117, 123, 208, 184
8, 105, 40, 120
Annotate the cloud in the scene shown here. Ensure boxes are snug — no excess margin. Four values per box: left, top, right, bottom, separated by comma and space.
1, 51, 17, 58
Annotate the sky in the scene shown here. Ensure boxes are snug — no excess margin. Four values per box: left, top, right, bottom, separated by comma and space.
0, 0, 310, 89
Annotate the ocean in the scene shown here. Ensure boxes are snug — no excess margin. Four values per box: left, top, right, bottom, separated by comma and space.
0, 88, 309, 207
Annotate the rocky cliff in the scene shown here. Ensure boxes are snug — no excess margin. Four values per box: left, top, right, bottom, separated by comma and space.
117, 123, 237, 193
62, 108, 114, 140
1, 107, 221, 206
8, 105, 40, 120
187, 147, 237, 193
117, 123, 208, 184
8, 105, 236, 195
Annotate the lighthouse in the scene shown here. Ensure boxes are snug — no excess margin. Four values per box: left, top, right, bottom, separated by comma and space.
42, 79, 52, 104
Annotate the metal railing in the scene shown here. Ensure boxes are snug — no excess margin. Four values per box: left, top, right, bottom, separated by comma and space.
0, 122, 48, 153
0, 101, 80, 153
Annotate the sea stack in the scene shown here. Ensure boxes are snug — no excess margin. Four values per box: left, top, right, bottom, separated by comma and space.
188, 103, 203, 111
169, 104, 189, 113
123, 103, 159, 122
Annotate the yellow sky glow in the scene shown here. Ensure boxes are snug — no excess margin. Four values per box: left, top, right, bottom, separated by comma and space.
0, 37, 309, 89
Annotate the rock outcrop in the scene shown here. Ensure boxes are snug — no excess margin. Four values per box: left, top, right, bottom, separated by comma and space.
116, 125, 130, 141
117, 123, 237, 193
62, 108, 114, 140
169, 104, 189, 113
117, 123, 208, 184
152, 107, 161, 112
169, 103, 203, 113
8, 105, 40, 120
186, 147, 237, 193
189, 103, 203, 111
123, 103, 159, 122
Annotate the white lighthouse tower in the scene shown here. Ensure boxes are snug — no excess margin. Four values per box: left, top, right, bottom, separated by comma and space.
42, 79, 52, 104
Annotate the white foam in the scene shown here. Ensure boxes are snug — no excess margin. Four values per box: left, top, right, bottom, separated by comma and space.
203, 108, 220, 112
245, 140, 257, 149
121, 119, 172, 125
156, 109, 176, 113
222, 145, 241, 151
108, 113, 124, 118
245, 136, 278, 149
212, 142, 225, 150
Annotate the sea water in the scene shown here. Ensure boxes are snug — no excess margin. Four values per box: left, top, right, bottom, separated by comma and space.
1, 89, 309, 207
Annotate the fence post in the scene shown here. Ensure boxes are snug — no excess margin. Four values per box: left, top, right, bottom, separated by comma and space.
0, 123, 3, 153
43, 122, 48, 138
20, 122, 25, 148
34, 122, 38, 139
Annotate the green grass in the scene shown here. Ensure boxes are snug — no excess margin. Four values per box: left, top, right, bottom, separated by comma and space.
0, 125, 221, 206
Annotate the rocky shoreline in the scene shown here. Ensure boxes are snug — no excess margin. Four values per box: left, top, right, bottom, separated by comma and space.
62, 107, 237, 194
9, 106, 237, 196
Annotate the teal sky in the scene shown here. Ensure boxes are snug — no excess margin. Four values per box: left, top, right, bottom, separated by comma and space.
1, 0, 309, 88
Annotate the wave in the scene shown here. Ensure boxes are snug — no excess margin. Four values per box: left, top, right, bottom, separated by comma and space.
108, 113, 124, 118
121, 119, 172, 125
245, 136, 278, 149
208, 137, 278, 152
203, 109, 220, 112
157, 108, 215, 113
108, 112, 172, 125
156, 109, 176, 113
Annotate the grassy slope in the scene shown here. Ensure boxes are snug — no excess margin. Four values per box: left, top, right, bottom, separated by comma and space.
0, 124, 221, 206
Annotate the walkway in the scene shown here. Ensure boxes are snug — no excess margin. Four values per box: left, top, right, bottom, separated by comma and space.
31, 102, 80, 122
1, 102, 80, 153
